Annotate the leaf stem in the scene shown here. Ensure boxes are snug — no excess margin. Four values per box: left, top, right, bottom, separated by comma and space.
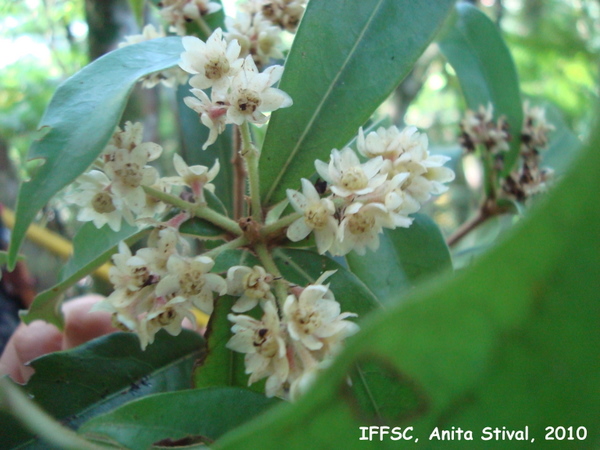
254, 242, 288, 307
203, 235, 249, 259
195, 16, 213, 38
239, 122, 262, 222
143, 186, 242, 236
447, 199, 508, 247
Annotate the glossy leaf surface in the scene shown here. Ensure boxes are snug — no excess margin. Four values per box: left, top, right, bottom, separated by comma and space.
0, 330, 204, 449
346, 214, 452, 304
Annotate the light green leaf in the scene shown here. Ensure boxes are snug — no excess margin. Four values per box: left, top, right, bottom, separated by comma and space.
346, 214, 452, 304
21, 222, 147, 329
126, 0, 144, 27
259, 0, 456, 206
0, 330, 204, 449
8, 37, 184, 269
214, 114, 600, 448
78, 387, 278, 449
438, 3, 523, 176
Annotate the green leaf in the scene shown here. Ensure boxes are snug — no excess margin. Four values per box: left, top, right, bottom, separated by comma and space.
0, 330, 204, 449
20, 222, 146, 329
346, 214, 452, 304
214, 112, 600, 448
438, 3, 523, 176
259, 0, 456, 206
78, 387, 278, 449
126, 0, 144, 27
8, 37, 184, 269
193, 296, 248, 390
177, 85, 235, 214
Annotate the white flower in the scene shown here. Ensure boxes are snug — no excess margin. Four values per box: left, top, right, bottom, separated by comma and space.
163, 154, 220, 203
183, 87, 229, 149
357, 125, 428, 163
179, 28, 242, 91
459, 104, 510, 154
335, 202, 393, 255
160, 0, 222, 36
315, 147, 387, 198
109, 242, 156, 292
227, 265, 275, 312
225, 12, 284, 66
104, 146, 159, 213
283, 284, 358, 351
286, 179, 337, 254
155, 254, 226, 314
227, 56, 292, 125
65, 170, 133, 231
136, 228, 182, 276
227, 301, 289, 397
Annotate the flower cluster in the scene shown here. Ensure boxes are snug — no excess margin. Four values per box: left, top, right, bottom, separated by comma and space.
94, 227, 227, 349
286, 125, 455, 255
501, 103, 555, 202
225, 0, 307, 67
158, 0, 222, 36
459, 103, 510, 157
180, 28, 293, 149
227, 271, 359, 400
118, 24, 189, 89
66, 122, 221, 231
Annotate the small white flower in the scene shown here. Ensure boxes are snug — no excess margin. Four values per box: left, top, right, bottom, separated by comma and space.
315, 147, 387, 198
286, 179, 337, 254
109, 242, 155, 292
283, 284, 358, 351
227, 265, 275, 312
183, 87, 228, 149
225, 12, 284, 66
335, 202, 393, 255
227, 301, 289, 397
65, 170, 133, 231
227, 56, 292, 125
155, 254, 226, 314
160, 0, 222, 36
179, 28, 243, 91
357, 125, 428, 163
163, 154, 220, 203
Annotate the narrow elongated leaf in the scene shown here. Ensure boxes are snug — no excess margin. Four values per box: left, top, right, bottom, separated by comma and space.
79, 388, 277, 449
20, 223, 146, 329
0, 330, 204, 449
8, 37, 184, 269
346, 214, 452, 304
260, 0, 456, 206
215, 116, 600, 448
438, 4, 523, 175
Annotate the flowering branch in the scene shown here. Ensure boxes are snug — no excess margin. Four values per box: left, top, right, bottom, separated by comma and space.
142, 186, 242, 236
203, 235, 249, 259
261, 212, 303, 238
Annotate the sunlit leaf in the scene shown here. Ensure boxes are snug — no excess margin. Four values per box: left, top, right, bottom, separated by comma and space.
214, 113, 600, 449
79, 387, 278, 449
0, 330, 204, 449
259, 0, 456, 206
8, 37, 184, 269
438, 3, 523, 176
346, 214, 452, 304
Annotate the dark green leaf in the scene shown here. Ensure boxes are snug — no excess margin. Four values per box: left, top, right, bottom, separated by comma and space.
346, 214, 452, 304
259, 0, 456, 206
0, 330, 204, 449
21, 223, 147, 329
438, 3, 523, 175
78, 387, 278, 449
214, 113, 600, 449
193, 296, 248, 390
8, 37, 184, 269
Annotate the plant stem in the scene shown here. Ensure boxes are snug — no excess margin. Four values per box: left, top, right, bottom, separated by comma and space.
254, 242, 288, 307
261, 212, 302, 237
195, 16, 213, 38
203, 235, 249, 259
239, 122, 263, 222
232, 125, 246, 220
143, 186, 242, 236
446, 200, 507, 247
